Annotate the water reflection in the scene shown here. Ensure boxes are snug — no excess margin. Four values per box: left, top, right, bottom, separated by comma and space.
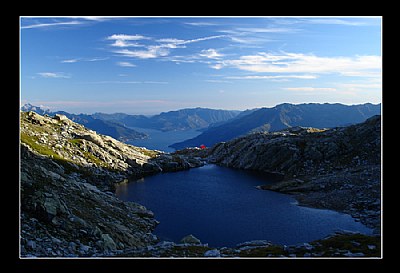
115, 165, 372, 247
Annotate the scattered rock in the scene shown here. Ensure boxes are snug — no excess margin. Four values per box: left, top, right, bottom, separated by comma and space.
101, 234, 117, 251
180, 234, 202, 245
26, 240, 36, 250
54, 114, 69, 122
204, 249, 221, 257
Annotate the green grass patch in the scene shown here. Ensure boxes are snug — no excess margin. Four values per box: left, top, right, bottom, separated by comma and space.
68, 138, 83, 146
21, 132, 62, 160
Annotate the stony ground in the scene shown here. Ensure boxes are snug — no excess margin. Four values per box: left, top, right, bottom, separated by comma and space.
20, 111, 205, 257
20, 144, 159, 257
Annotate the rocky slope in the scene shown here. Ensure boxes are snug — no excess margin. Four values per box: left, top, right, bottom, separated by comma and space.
20, 111, 205, 191
208, 115, 381, 232
20, 111, 205, 257
21, 145, 158, 257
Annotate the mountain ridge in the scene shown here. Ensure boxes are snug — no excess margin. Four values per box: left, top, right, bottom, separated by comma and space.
171, 102, 381, 149
93, 107, 241, 132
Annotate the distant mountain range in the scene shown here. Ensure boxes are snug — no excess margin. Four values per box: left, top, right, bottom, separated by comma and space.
92, 108, 241, 131
170, 103, 381, 149
21, 103, 381, 149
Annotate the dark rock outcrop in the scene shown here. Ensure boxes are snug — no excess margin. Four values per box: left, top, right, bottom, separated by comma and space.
20, 144, 159, 257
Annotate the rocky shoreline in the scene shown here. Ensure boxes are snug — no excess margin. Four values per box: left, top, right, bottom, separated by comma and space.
208, 116, 381, 234
120, 231, 380, 258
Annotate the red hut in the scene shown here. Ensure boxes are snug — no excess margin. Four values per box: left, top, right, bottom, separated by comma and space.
200, 144, 206, 149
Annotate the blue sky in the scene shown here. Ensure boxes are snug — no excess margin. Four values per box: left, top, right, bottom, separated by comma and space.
20, 16, 382, 114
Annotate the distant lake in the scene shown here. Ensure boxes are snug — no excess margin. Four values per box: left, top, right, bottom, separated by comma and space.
115, 164, 372, 247
127, 127, 202, 152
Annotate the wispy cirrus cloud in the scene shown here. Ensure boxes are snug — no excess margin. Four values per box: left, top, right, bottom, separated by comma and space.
107, 34, 150, 47
269, 17, 380, 27
116, 61, 136, 67
61, 57, 109, 63
21, 16, 114, 30
184, 21, 220, 27
21, 20, 83, 29
217, 26, 296, 46
61, 59, 79, 63
37, 72, 70, 78
212, 51, 381, 75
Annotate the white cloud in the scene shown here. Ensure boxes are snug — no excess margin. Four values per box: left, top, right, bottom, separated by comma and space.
111, 34, 225, 59
21, 20, 82, 29
107, 34, 150, 48
86, 57, 109, 62
37, 72, 70, 78
60, 57, 108, 63
116, 61, 136, 67
61, 59, 79, 63
156, 38, 186, 44
184, 22, 219, 27
69, 16, 111, 21
110, 40, 141, 47
113, 47, 169, 59
181, 35, 226, 44
213, 52, 381, 75
107, 34, 150, 41
199, 49, 224, 59
210, 63, 224, 70
155, 35, 225, 49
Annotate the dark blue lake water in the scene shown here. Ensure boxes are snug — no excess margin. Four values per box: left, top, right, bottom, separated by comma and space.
115, 164, 372, 247
127, 127, 201, 153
